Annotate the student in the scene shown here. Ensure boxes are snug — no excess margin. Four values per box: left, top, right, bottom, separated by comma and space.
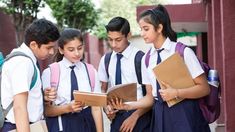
98, 17, 152, 132
1, 19, 60, 132
137, 4, 211, 132
41, 28, 103, 132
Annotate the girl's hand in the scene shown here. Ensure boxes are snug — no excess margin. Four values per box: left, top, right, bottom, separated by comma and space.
109, 97, 130, 111
159, 81, 178, 101
69, 100, 84, 113
103, 105, 118, 121
44, 87, 57, 102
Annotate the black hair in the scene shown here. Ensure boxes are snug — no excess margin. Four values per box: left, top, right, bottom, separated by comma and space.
138, 4, 177, 42
105, 17, 130, 37
24, 19, 60, 47
54, 28, 84, 62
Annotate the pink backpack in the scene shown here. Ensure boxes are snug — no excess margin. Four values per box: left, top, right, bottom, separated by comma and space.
49, 62, 96, 92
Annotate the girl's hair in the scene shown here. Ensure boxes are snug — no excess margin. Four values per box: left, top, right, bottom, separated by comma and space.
138, 4, 177, 42
54, 28, 84, 62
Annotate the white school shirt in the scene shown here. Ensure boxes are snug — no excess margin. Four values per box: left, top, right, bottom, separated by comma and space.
98, 44, 143, 100
41, 57, 101, 105
1, 43, 43, 123
141, 38, 204, 97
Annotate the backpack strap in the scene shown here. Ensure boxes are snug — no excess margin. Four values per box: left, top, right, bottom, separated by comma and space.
1, 51, 38, 118
175, 42, 186, 58
49, 62, 60, 88
104, 52, 112, 78
145, 48, 151, 68
134, 50, 146, 96
83, 62, 96, 92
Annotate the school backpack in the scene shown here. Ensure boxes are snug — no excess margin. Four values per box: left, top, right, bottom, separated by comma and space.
104, 51, 147, 96
144, 42, 221, 124
49, 62, 96, 92
0, 51, 38, 129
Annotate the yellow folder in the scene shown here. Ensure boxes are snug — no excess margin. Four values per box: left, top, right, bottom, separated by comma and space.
153, 53, 195, 107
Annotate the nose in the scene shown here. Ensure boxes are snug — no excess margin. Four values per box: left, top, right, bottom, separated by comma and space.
140, 30, 145, 37
49, 48, 54, 55
110, 40, 117, 48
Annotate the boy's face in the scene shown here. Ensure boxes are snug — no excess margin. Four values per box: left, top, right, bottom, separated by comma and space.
107, 31, 129, 53
59, 38, 84, 64
32, 41, 56, 60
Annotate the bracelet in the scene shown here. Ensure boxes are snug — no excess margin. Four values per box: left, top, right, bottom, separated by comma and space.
175, 89, 179, 100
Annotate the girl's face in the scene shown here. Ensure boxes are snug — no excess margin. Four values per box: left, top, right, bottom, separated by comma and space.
59, 38, 84, 63
138, 19, 160, 44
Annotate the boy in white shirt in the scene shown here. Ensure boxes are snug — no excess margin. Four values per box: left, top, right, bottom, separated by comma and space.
1, 19, 60, 132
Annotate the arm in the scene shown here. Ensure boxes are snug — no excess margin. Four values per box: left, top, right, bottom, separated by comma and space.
44, 100, 83, 117
91, 106, 103, 132
120, 107, 152, 132
13, 92, 30, 132
159, 73, 210, 101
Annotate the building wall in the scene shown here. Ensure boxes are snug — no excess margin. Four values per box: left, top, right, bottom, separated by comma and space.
0, 11, 16, 56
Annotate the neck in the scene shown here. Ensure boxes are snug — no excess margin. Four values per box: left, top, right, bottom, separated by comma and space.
153, 36, 166, 49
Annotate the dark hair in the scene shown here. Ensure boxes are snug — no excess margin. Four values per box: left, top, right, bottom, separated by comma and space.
24, 19, 60, 47
138, 4, 177, 42
105, 17, 130, 37
54, 28, 84, 62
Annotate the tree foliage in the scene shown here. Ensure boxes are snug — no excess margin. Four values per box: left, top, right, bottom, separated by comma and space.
45, 0, 98, 32
92, 0, 168, 39
0, 0, 44, 45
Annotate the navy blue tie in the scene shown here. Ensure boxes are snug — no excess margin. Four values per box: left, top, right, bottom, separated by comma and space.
115, 53, 123, 85
70, 65, 78, 100
156, 49, 164, 102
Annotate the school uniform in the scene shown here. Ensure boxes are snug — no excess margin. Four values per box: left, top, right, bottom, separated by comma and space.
142, 38, 210, 132
1, 43, 43, 131
98, 44, 151, 132
42, 57, 101, 132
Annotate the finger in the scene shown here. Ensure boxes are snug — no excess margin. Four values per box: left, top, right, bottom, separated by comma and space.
160, 81, 170, 88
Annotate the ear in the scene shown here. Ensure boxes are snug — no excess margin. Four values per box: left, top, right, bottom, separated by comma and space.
29, 41, 39, 50
127, 32, 132, 39
58, 47, 64, 54
157, 24, 163, 34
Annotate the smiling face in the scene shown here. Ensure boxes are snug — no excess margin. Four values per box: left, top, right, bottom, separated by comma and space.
107, 31, 129, 53
59, 38, 84, 63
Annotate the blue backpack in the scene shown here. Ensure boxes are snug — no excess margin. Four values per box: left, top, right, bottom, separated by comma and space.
0, 51, 38, 128
144, 42, 221, 124
104, 51, 147, 96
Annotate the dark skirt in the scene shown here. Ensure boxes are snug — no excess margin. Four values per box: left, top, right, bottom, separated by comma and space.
151, 99, 211, 132
46, 107, 96, 132
111, 109, 152, 132
1, 121, 16, 132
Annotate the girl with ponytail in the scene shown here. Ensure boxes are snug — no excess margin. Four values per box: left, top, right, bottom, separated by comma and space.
137, 4, 211, 132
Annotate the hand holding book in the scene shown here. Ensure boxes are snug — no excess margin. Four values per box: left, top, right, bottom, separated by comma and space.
73, 83, 137, 107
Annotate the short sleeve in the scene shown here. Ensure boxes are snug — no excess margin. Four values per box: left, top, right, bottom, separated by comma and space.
184, 47, 204, 79
41, 67, 51, 90
98, 55, 108, 82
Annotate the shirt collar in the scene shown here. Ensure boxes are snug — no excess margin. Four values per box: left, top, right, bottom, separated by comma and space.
113, 43, 132, 59
149, 37, 172, 55
13, 43, 37, 63
61, 57, 82, 69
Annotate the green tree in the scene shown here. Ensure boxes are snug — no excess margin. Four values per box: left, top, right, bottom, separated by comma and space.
0, 0, 44, 45
45, 0, 98, 32
93, 0, 169, 39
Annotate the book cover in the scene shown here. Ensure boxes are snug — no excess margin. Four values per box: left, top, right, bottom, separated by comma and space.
73, 83, 137, 106
153, 53, 195, 107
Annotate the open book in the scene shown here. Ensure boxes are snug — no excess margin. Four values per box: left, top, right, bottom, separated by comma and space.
153, 53, 195, 107
73, 83, 137, 106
